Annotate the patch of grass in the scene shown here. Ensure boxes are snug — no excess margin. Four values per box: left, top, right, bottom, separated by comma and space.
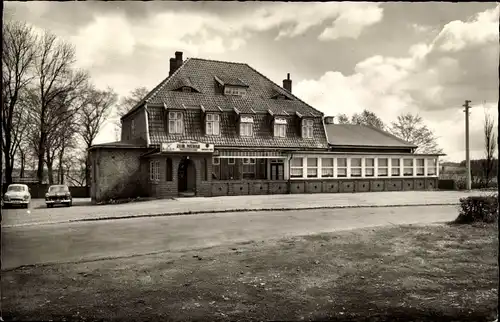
2, 224, 498, 322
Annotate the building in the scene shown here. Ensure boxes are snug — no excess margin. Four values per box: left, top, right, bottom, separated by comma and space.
89, 51, 442, 203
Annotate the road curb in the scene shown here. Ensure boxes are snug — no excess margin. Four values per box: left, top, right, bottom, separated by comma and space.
3, 202, 459, 228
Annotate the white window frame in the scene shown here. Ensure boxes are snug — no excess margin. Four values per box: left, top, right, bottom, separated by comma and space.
274, 118, 287, 138
224, 86, 247, 96
131, 119, 136, 137
427, 158, 437, 176
290, 157, 304, 178
416, 158, 425, 176
240, 117, 254, 137
213, 157, 220, 165
149, 160, 160, 181
168, 111, 184, 134
350, 158, 362, 177
228, 158, 235, 165
302, 119, 314, 139
403, 158, 414, 176
377, 158, 389, 177
242, 158, 256, 178
321, 157, 334, 178
391, 158, 401, 176
206, 113, 220, 136
337, 158, 347, 177
365, 158, 375, 177
306, 157, 318, 178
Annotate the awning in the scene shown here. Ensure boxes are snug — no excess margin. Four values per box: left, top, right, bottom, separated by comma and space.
215, 150, 288, 158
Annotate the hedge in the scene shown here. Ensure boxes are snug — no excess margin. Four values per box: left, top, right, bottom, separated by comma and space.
455, 194, 499, 224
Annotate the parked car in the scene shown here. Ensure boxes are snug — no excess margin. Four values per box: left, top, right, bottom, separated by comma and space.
3, 184, 31, 208
46, 185, 72, 208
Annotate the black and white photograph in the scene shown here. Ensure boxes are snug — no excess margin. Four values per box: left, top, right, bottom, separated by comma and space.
1, 1, 498, 321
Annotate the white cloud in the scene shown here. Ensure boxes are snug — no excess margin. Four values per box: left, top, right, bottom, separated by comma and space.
295, 5, 499, 161
319, 4, 383, 41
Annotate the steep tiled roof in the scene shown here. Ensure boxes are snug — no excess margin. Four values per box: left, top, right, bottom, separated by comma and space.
136, 57, 327, 149
89, 139, 147, 150
325, 124, 417, 148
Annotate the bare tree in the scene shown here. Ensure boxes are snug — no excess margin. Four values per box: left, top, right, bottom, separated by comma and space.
78, 86, 118, 186
389, 113, 444, 154
1, 21, 38, 184
335, 109, 385, 129
114, 87, 149, 140
31, 30, 88, 183
481, 110, 497, 187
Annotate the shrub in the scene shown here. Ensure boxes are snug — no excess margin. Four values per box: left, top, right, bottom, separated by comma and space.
455, 194, 499, 224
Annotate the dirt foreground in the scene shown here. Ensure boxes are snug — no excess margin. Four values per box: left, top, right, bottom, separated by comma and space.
1, 223, 498, 322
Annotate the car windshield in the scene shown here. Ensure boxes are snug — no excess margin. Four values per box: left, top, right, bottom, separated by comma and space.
49, 186, 68, 193
7, 185, 25, 192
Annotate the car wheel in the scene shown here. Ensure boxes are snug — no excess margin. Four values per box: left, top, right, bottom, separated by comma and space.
47, 204, 52, 208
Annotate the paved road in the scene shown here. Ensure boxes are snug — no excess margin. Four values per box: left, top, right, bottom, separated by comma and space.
2, 205, 459, 270
1, 190, 484, 227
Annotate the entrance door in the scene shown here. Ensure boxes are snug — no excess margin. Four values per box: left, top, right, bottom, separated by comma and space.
270, 163, 284, 180
178, 157, 196, 193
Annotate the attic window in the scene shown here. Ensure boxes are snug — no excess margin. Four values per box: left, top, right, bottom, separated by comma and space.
182, 87, 192, 93
225, 86, 247, 96
206, 113, 220, 136
240, 116, 253, 137
302, 119, 314, 139
168, 111, 184, 134
274, 118, 287, 138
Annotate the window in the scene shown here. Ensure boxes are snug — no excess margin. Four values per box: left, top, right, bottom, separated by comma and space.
166, 158, 172, 181
403, 158, 414, 176
302, 119, 314, 139
224, 86, 247, 96
131, 119, 136, 137
228, 158, 235, 165
378, 158, 388, 177
321, 158, 334, 178
182, 87, 191, 93
290, 157, 303, 178
240, 117, 253, 137
391, 158, 400, 176
150, 160, 160, 181
306, 158, 318, 178
242, 158, 256, 179
365, 158, 375, 177
350, 158, 362, 177
213, 157, 220, 165
416, 158, 425, 176
206, 114, 220, 135
337, 158, 347, 177
212, 158, 220, 180
202, 158, 208, 181
427, 158, 437, 175
168, 111, 183, 134
274, 118, 287, 138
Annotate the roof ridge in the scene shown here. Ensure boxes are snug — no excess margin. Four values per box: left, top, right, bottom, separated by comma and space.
189, 57, 248, 66
120, 58, 192, 120
243, 63, 324, 117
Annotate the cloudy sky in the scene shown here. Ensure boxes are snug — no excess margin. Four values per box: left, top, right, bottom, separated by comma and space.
5, 2, 499, 162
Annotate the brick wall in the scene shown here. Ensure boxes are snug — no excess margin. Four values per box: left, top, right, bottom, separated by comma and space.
121, 108, 148, 142
91, 148, 150, 203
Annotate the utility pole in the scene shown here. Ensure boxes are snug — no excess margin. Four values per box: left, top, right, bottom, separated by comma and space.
463, 100, 472, 190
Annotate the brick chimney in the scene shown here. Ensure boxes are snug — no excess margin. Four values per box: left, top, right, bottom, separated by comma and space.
324, 116, 335, 124
169, 58, 177, 76
283, 73, 292, 93
169, 51, 184, 76
175, 51, 183, 69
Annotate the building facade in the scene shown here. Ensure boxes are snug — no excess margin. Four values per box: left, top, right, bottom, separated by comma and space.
89, 52, 441, 203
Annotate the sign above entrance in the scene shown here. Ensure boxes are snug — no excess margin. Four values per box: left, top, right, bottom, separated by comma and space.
161, 140, 214, 153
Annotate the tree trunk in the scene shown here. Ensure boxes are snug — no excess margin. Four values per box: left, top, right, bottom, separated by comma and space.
58, 146, 65, 184
20, 151, 25, 178
37, 136, 46, 184
4, 153, 13, 185
85, 154, 90, 187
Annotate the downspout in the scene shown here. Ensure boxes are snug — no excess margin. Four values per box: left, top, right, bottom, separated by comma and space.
144, 103, 151, 147
287, 153, 293, 194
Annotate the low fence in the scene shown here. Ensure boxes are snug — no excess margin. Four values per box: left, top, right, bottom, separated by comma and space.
2, 183, 89, 198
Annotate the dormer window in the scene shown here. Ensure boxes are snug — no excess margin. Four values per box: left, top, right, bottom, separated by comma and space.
206, 113, 220, 136
168, 111, 184, 134
224, 86, 247, 96
302, 119, 314, 139
182, 87, 192, 93
240, 116, 254, 137
274, 118, 287, 138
